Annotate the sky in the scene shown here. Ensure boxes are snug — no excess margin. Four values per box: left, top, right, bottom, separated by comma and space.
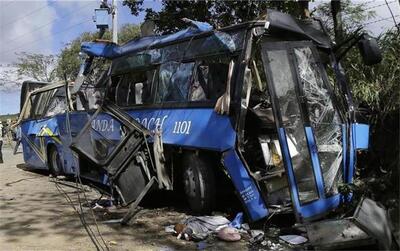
0, 0, 399, 115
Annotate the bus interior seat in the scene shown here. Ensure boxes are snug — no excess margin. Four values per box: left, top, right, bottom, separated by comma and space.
134, 83, 143, 104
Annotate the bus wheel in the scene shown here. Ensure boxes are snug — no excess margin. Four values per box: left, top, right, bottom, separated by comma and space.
48, 146, 62, 177
182, 153, 215, 214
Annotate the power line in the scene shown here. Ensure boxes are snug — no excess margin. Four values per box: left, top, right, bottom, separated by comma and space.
76, 174, 110, 251
362, 0, 396, 12
342, 0, 397, 17
53, 177, 107, 251
385, 0, 400, 32
363, 0, 378, 5
364, 14, 400, 26
0, 1, 55, 28
0, 18, 93, 57
3, 2, 94, 45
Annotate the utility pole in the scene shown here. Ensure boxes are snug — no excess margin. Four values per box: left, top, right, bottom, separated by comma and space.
112, 0, 118, 44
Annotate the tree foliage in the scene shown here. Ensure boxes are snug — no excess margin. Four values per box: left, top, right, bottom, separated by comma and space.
313, 0, 398, 117
124, 0, 308, 34
347, 30, 400, 120
312, 0, 376, 38
347, 30, 400, 207
0, 67, 19, 88
314, 1, 399, 207
14, 52, 57, 82
56, 32, 97, 81
122, 0, 144, 16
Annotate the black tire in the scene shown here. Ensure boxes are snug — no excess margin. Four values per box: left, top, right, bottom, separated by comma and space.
182, 153, 216, 214
48, 146, 63, 177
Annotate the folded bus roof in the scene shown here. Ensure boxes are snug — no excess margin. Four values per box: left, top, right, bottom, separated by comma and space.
80, 9, 331, 60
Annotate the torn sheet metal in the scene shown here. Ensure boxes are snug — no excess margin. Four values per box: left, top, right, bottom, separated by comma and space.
353, 198, 393, 250
306, 218, 374, 250
81, 19, 236, 59
279, 235, 308, 245
305, 198, 393, 250
223, 149, 269, 222
265, 9, 331, 48
70, 102, 156, 206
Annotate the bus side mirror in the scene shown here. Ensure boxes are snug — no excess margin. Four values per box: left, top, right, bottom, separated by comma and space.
358, 35, 382, 66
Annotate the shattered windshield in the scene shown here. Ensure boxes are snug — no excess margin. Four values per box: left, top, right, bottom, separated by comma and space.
294, 47, 343, 195
265, 49, 319, 204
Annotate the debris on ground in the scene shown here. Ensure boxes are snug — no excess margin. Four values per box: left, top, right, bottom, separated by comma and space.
279, 234, 308, 245
217, 226, 241, 242
175, 215, 230, 241
107, 240, 118, 246
249, 229, 264, 244
228, 212, 244, 228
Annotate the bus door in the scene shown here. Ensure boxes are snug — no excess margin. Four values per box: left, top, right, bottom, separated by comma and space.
260, 41, 345, 222
70, 102, 156, 206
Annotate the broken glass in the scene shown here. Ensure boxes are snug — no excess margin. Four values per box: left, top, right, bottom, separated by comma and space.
266, 49, 319, 204
294, 47, 343, 195
30, 89, 56, 118
111, 70, 154, 106
72, 111, 126, 165
155, 61, 195, 103
45, 96, 66, 117
111, 30, 245, 75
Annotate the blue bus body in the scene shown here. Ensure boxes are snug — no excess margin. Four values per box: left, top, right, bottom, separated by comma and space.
20, 106, 368, 222
19, 10, 373, 224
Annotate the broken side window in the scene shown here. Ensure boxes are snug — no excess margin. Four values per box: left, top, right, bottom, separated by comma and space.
154, 56, 232, 104
191, 57, 231, 101
155, 61, 195, 103
45, 88, 67, 117
30, 90, 56, 119
75, 86, 104, 111
112, 69, 155, 106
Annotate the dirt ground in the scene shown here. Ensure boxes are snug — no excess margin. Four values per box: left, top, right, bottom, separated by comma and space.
0, 145, 249, 251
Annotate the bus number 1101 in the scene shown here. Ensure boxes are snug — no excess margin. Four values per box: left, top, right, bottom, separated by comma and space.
172, 121, 192, 135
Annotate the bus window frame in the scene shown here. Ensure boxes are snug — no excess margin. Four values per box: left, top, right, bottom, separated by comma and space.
109, 53, 242, 110
19, 83, 70, 123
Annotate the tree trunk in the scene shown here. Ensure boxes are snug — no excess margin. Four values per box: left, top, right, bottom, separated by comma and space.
331, 0, 344, 44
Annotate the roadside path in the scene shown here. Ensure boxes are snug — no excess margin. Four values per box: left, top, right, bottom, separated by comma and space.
0, 146, 247, 250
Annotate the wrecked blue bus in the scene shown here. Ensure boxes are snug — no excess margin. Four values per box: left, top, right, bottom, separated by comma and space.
18, 10, 390, 241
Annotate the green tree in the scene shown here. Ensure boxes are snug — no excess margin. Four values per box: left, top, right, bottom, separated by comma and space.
56, 32, 97, 81
56, 24, 140, 81
312, 0, 376, 39
0, 68, 19, 88
347, 30, 399, 206
14, 52, 57, 82
347, 30, 400, 120
313, 0, 398, 117
314, 1, 399, 207
123, 0, 308, 34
